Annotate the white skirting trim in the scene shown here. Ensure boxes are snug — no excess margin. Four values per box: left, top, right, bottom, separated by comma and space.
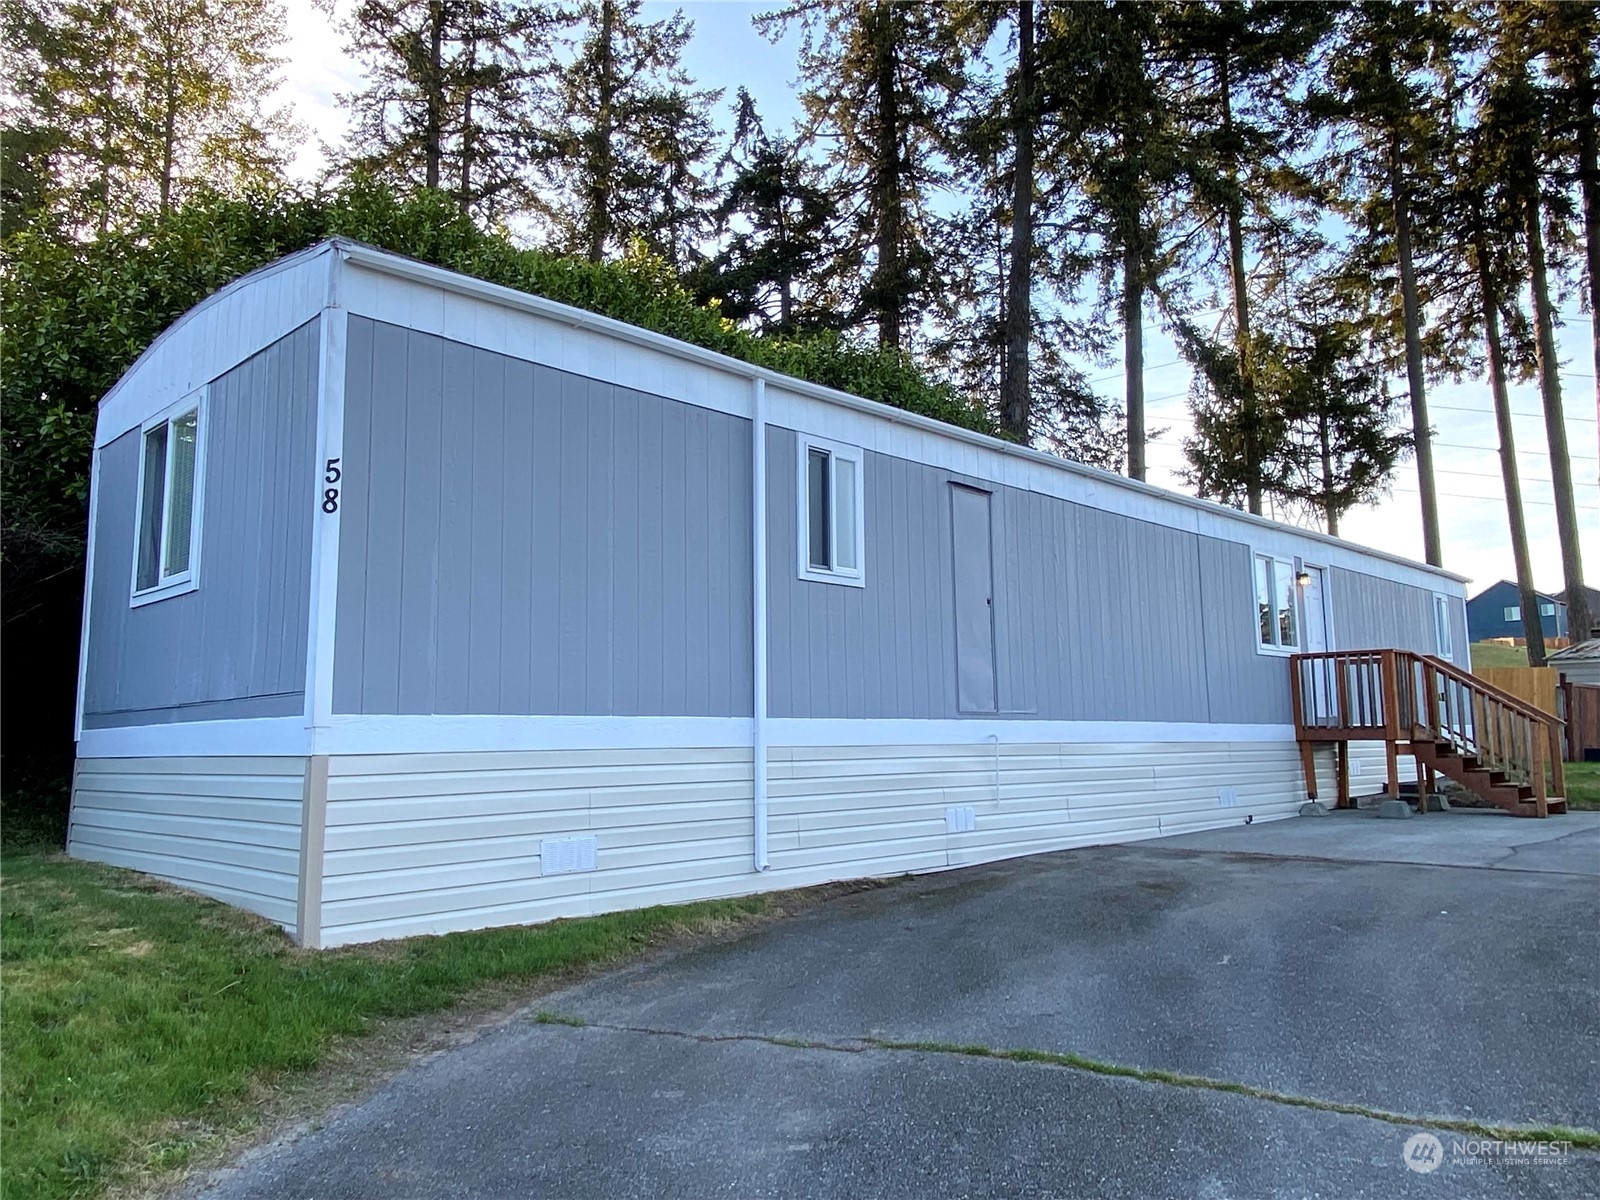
77, 713, 1296, 759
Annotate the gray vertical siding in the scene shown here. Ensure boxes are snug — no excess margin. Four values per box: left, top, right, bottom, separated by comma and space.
765, 426, 1287, 723
1329, 567, 1440, 654
332, 318, 753, 717
82, 319, 319, 726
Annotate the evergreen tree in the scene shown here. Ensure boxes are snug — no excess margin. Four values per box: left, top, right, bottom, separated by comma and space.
1, 0, 298, 234
757, 0, 961, 350
1311, 1, 1459, 567
1487, 16, 1592, 646
530, 0, 720, 266
687, 90, 835, 335
1044, 0, 1188, 481
338, 0, 558, 222
1164, 0, 1333, 514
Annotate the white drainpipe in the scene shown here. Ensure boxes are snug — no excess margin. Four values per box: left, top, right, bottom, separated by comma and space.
751, 377, 770, 871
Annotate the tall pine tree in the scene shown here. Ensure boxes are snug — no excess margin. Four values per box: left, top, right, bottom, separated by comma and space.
530, 0, 720, 266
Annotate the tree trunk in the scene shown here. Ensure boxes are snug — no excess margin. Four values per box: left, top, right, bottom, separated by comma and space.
1123, 239, 1145, 482
458, 26, 476, 215
586, 0, 616, 262
1526, 183, 1593, 644
1318, 409, 1337, 535
1475, 219, 1545, 666
870, 0, 903, 350
424, 0, 444, 191
1574, 42, 1600, 411
159, 59, 176, 216
1219, 56, 1259, 515
999, 0, 1035, 442
1388, 128, 1442, 567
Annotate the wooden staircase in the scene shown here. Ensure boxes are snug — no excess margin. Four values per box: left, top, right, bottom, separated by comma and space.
1290, 649, 1567, 818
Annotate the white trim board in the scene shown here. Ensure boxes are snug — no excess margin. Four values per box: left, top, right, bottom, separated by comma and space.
77, 713, 1298, 759
96, 247, 334, 449
331, 239, 1466, 591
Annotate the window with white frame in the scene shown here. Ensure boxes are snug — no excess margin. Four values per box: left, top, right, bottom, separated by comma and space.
1254, 554, 1299, 652
1434, 593, 1455, 660
1540, 601, 1556, 616
798, 436, 864, 586
132, 393, 205, 604
1504, 605, 1521, 622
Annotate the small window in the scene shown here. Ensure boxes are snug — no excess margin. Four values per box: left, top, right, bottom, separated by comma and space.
1254, 554, 1298, 652
132, 394, 204, 605
1539, 602, 1556, 616
1504, 605, 1521, 622
1434, 594, 1455, 660
798, 436, 865, 586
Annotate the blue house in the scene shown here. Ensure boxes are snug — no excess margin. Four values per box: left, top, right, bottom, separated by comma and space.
65, 241, 1472, 947
1466, 580, 1567, 642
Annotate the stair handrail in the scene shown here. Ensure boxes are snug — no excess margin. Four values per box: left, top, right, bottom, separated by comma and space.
1288, 647, 1565, 814
1413, 653, 1559, 727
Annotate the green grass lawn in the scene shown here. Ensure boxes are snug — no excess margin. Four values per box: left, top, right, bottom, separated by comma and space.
1564, 761, 1600, 810
1469, 641, 1531, 668
1, 833, 770, 1200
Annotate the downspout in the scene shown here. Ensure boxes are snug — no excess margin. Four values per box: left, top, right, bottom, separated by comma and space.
752, 377, 770, 871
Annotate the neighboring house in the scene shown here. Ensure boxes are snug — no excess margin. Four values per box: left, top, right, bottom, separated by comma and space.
1465, 580, 1567, 643
1549, 639, 1600, 688
67, 241, 1469, 948
1556, 586, 1600, 641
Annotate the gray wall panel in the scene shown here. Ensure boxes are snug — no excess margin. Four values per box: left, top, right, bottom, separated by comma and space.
1330, 567, 1438, 654
333, 318, 753, 717
83, 318, 318, 724
767, 426, 1299, 724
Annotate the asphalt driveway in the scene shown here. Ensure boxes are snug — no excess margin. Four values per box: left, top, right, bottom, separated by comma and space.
195, 811, 1600, 1200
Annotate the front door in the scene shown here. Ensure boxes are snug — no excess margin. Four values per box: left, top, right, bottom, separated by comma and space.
951, 485, 997, 713
1303, 566, 1329, 653
1301, 566, 1335, 724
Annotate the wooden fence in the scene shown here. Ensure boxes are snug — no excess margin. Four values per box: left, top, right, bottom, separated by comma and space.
1472, 666, 1558, 716
1564, 683, 1600, 762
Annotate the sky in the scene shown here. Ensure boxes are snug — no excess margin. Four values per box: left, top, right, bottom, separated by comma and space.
274, 0, 1599, 598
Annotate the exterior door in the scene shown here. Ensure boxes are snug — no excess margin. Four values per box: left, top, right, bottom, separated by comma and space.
1301, 566, 1335, 724
1303, 567, 1329, 653
951, 484, 997, 713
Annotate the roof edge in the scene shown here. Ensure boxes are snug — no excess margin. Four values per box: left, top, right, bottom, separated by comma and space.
331, 239, 1470, 586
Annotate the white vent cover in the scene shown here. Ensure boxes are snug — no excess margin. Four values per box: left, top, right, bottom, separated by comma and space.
1217, 787, 1240, 808
945, 806, 977, 833
541, 835, 598, 875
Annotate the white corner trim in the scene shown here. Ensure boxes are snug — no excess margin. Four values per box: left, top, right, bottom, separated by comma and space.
74, 446, 104, 742
304, 284, 347, 733
752, 378, 770, 872
76, 717, 314, 759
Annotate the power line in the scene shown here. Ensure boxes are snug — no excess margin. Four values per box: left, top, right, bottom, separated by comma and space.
1433, 440, 1599, 462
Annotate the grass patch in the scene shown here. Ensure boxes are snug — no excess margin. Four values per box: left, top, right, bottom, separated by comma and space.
1, 845, 768, 1200
1563, 761, 1600, 810
1469, 641, 1530, 668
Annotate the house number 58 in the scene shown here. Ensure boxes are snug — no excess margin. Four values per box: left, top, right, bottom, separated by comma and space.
322, 458, 341, 513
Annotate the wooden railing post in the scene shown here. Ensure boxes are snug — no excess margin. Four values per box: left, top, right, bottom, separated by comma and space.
1532, 724, 1549, 818
1380, 651, 1401, 800
1551, 723, 1566, 801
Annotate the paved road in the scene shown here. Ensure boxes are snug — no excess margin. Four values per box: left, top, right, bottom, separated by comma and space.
195, 812, 1600, 1200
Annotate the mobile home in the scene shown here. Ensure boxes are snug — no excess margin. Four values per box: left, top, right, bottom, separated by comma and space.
70, 240, 1469, 947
